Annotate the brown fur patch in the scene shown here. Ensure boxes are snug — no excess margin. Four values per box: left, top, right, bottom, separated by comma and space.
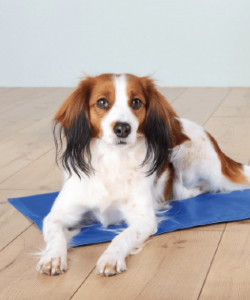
172, 119, 190, 147
43, 261, 52, 275
139, 76, 179, 137
134, 76, 190, 147
207, 132, 249, 184
110, 121, 117, 135
54, 74, 116, 138
126, 74, 147, 133
164, 163, 175, 201
104, 263, 116, 275
54, 76, 95, 129
51, 257, 61, 275
88, 74, 116, 138
154, 163, 174, 202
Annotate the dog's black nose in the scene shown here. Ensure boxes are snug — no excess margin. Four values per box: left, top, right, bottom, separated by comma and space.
113, 122, 131, 138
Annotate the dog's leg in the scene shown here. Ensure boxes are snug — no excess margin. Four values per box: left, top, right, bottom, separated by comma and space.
36, 178, 87, 275
96, 187, 157, 276
172, 178, 202, 200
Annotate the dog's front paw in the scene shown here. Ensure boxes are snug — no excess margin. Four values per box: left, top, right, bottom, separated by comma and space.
36, 251, 67, 275
96, 252, 127, 276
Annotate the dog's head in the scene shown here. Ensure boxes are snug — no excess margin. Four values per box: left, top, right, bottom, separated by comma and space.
54, 74, 178, 177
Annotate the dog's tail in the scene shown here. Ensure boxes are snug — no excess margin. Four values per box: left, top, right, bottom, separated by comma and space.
207, 132, 250, 191
222, 156, 250, 189
242, 164, 250, 186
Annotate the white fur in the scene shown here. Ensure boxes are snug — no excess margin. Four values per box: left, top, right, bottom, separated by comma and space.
37, 76, 250, 276
37, 137, 158, 275
171, 118, 250, 200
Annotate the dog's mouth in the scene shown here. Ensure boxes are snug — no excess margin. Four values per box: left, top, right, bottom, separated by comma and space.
114, 137, 128, 145
101, 138, 128, 147
117, 140, 127, 145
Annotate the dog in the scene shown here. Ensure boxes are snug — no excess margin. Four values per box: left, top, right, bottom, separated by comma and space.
36, 74, 250, 276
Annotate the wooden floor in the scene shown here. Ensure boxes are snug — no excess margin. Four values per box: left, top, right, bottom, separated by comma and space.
0, 86, 250, 300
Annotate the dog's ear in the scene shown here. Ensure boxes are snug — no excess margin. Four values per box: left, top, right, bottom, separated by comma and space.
53, 77, 95, 177
140, 77, 178, 176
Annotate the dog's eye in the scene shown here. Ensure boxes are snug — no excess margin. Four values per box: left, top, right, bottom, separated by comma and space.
96, 98, 109, 109
131, 98, 142, 109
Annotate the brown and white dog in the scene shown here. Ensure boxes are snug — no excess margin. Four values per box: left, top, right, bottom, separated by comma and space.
37, 74, 250, 276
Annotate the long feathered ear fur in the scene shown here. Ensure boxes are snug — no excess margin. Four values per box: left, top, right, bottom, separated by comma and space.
140, 77, 178, 176
53, 77, 95, 178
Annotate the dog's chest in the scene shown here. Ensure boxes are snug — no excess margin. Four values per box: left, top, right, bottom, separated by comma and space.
90, 141, 147, 200
97, 152, 141, 195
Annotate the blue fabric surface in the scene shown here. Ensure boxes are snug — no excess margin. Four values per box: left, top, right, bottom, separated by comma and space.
8, 189, 250, 246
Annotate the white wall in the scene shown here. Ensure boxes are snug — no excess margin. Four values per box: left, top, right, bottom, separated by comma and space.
0, 0, 250, 87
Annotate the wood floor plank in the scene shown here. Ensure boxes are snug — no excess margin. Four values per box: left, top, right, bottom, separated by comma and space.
0, 88, 17, 96
72, 230, 223, 300
0, 88, 74, 141
19, 115, 55, 134
204, 117, 250, 165
0, 190, 52, 251
0, 132, 54, 184
157, 87, 187, 103
199, 222, 250, 300
0, 149, 63, 191
171, 88, 231, 126
0, 225, 107, 300
0, 88, 57, 115
187, 223, 226, 232
197, 88, 250, 300
213, 88, 250, 117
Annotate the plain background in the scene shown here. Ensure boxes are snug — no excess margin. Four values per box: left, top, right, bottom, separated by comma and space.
0, 0, 250, 87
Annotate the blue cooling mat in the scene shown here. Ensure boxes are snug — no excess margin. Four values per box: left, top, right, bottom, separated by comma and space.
8, 189, 250, 246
